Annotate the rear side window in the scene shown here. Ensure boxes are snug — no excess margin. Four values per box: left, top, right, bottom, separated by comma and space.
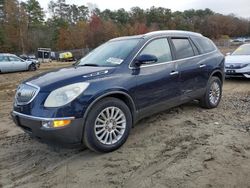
0, 55, 9, 62
192, 37, 216, 54
171, 38, 194, 59
140, 38, 172, 64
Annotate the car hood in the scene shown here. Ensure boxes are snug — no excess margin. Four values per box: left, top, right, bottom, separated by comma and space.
25, 66, 115, 91
225, 55, 250, 64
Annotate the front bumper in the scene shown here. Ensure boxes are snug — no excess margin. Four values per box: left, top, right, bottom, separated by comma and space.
11, 111, 84, 146
225, 69, 250, 78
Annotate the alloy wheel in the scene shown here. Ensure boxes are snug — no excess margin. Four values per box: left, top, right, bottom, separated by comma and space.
209, 81, 221, 106
94, 106, 126, 145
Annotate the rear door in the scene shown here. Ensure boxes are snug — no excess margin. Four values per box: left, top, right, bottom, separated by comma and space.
133, 38, 180, 117
170, 37, 207, 100
8, 56, 28, 71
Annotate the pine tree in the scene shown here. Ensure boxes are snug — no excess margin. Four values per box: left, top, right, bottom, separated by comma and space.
24, 0, 44, 26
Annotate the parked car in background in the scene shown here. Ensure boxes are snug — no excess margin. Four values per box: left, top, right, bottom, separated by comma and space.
0, 53, 38, 73
20, 54, 40, 68
27, 55, 40, 68
225, 43, 250, 78
11, 30, 224, 152
244, 39, 250, 43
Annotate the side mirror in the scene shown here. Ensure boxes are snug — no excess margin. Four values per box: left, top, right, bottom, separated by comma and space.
226, 52, 231, 56
134, 54, 158, 66
72, 60, 80, 66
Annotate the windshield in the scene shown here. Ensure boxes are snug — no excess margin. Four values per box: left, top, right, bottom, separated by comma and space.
77, 39, 141, 67
232, 44, 250, 55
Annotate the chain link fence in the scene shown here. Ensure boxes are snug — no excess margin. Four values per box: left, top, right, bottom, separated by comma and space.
214, 39, 242, 55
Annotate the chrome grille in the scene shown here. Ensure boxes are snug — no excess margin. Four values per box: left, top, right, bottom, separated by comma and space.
225, 64, 248, 69
15, 83, 39, 105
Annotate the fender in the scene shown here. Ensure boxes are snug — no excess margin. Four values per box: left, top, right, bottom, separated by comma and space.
82, 89, 138, 129
209, 68, 225, 84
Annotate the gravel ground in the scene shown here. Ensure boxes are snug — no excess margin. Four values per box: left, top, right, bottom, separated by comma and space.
0, 62, 249, 188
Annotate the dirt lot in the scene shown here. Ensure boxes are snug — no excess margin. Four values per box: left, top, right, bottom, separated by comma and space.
0, 62, 250, 188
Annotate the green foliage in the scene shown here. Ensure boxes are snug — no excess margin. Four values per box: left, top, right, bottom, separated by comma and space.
0, 0, 4, 21
0, 26, 5, 45
23, 0, 44, 25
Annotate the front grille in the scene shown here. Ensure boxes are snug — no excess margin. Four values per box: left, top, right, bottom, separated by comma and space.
15, 83, 39, 105
225, 64, 248, 69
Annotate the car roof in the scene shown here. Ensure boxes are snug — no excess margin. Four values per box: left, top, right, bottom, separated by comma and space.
0, 53, 17, 56
110, 30, 203, 41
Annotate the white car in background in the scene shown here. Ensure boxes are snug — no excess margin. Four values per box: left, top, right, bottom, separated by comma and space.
225, 44, 250, 78
0, 53, 38, 73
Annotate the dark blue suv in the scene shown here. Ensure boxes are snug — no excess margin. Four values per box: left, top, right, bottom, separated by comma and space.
12, 30, 224, 152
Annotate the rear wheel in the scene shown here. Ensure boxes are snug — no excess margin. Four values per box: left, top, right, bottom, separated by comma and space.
200, 76, 222, 109
83, 97, 132, 153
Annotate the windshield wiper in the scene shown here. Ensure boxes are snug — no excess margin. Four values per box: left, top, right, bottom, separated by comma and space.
78, 63, 99, 67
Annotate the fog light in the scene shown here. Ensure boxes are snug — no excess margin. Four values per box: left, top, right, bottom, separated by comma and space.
53, 120, 71, 128
42, 119, 71, 128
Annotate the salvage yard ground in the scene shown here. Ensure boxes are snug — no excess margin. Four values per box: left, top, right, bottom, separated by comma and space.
0, 59, 250, 187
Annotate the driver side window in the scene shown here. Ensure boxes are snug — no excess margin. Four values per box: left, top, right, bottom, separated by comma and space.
140, 38, 172, 64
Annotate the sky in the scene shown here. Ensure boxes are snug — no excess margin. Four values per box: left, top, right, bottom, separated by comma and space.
38, 0, 250, 18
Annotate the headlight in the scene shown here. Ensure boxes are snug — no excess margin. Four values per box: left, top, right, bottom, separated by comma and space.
241, 64, 248, 68
44, 82, 89, 107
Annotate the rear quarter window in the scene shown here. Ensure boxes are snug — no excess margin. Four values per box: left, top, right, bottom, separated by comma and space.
192, 37, 216, 54
0, 55, 9, 62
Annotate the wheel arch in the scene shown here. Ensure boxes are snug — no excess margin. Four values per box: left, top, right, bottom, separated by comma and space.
28, 62, 34, 67
210, 69, 224, 84
82, 91, 137, 127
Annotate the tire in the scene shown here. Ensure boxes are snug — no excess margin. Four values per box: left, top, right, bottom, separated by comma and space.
83, 97, 132, 153
200, 76, 222, 109
28, 63, 36, 71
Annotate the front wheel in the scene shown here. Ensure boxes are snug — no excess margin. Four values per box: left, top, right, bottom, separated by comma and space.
200, 76, 222, 109
83, 97, 132, 153
28, 63, 36, 71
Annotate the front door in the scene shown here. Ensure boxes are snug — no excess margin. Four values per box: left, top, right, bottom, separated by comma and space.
8, 56, 27, 71
132, 38, 180, 117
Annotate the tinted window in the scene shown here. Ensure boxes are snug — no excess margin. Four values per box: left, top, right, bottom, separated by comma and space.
140, 38, 172, 63
172, 38, 194, 59
192, 37, 216, 54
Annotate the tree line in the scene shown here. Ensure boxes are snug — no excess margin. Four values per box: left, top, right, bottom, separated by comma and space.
0, 0, 249, 54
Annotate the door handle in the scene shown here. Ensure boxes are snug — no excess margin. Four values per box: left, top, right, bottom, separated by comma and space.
170, 71, 179, 76
199, 64, 206, 68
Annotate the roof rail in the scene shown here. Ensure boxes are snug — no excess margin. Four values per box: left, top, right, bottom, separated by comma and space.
144, 30, 203, 37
